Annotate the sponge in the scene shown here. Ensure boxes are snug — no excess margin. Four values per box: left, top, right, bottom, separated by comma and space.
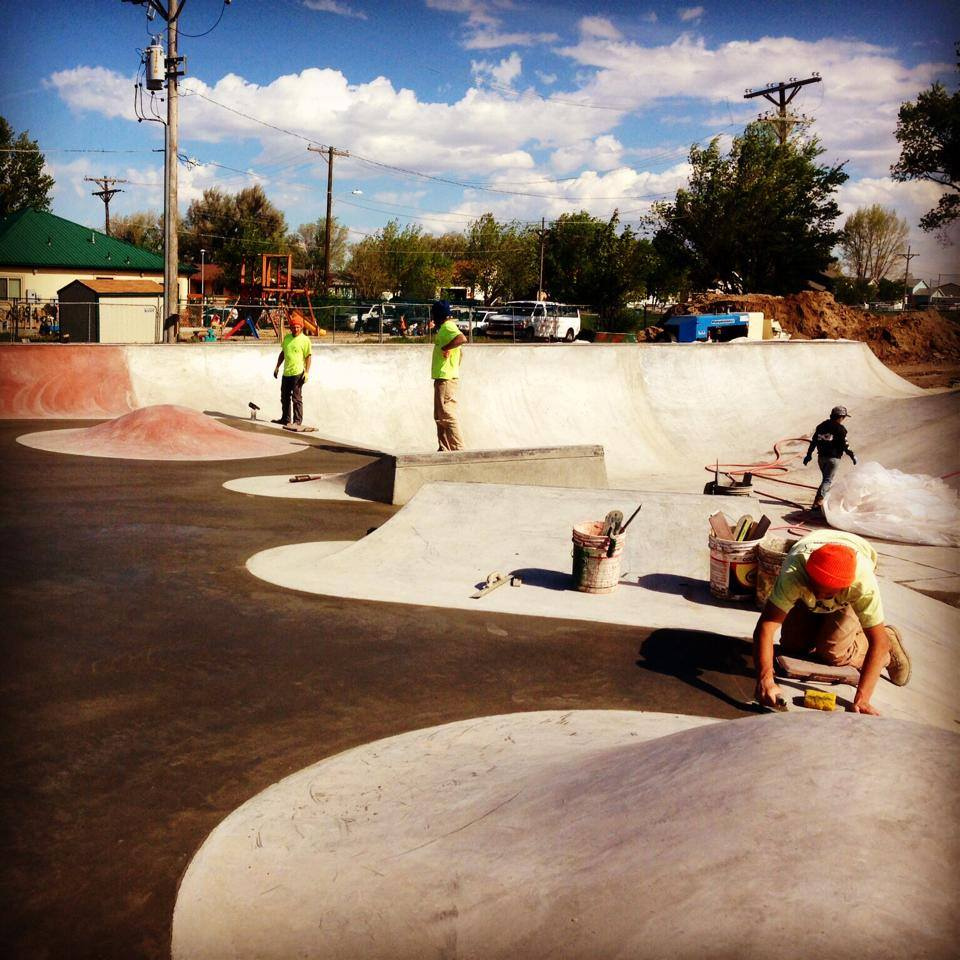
803, 690, 837, 711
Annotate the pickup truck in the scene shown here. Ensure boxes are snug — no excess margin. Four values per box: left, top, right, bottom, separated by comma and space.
484, 301, 581, 341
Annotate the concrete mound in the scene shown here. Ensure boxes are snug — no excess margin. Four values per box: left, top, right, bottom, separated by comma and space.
172, 709, 959, 960
16, 404, 308, 461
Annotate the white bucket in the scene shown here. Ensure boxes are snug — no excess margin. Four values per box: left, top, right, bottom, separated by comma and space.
708, 534, 762, 601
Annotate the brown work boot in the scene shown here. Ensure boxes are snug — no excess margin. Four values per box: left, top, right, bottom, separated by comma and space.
885, 625, 911, 686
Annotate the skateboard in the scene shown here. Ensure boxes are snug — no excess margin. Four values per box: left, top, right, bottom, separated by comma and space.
775, 653, 860, 685
282, 423, 318, 433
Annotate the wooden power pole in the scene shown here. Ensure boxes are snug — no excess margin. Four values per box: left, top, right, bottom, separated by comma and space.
744, 75, 822, 144
307, 145, 349, 295
84, 176, 128, 236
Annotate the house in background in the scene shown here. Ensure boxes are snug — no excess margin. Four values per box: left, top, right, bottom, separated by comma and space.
0, 209, 187, 334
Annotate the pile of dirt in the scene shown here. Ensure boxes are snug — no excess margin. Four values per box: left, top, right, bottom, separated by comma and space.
674, 291, 960, 363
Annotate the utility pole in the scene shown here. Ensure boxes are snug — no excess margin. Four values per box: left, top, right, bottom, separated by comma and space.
744, 75, 821, 145
123, 0, 187, 340
898, 245, 917, 310
84, 176, 128, 235
307, 145, 349, 295
538, 217, 546, 300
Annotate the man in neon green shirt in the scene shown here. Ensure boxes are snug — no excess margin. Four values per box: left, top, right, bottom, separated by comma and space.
272, 314, 312, 428
753, 530, 910, 715
430, 300, 466, 451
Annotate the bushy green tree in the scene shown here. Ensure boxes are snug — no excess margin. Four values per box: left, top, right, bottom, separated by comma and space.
0, 116, 55, 217
290, 217, 350, 273
891, 45, 960, 234
111, 211, 163, 254
652, 123, 848, 294
541, 211, 658, 319
458, 213, 538, 304
181, 185, 288, 290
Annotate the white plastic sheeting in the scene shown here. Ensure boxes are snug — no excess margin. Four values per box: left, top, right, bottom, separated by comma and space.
824, 461, 960, 546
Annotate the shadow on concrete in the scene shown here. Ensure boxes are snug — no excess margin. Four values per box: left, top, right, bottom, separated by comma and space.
630, 573, 758, 609
511, 567, 573, 591
637, 628, 757, 712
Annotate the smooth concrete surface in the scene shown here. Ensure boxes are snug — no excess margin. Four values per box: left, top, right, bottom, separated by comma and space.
245, 482, 960, 731
15, 404, 308, 461
3, 341, 956, 488
223, 444, 607, 504
172, 709, 960, 960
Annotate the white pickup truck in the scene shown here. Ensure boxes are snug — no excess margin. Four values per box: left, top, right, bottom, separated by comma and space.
484, 301, 581, 341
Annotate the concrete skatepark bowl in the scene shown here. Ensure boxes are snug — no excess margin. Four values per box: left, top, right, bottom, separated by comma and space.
1, 340, 957, 959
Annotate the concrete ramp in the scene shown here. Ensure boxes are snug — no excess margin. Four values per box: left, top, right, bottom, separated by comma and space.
246, 482, 960, 730
3, 341, 954, 487
172, 710, 960, 960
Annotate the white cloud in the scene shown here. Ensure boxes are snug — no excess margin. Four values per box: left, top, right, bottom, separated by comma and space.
550, 134, 625, 174
302, 0, 367, 19
472, 52, 523, 89
678, 6, 704, 22
463, 29, 560, 50
536, 71, 558, 85
46, 67, 139, 120
428, 0, 558, 49
642, 11, 658, 23
579, 16, 622, 41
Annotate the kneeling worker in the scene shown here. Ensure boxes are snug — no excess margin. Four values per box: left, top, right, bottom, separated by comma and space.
753, 530, 910, 715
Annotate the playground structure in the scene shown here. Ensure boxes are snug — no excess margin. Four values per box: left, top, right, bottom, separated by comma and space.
221, 254, 321, 340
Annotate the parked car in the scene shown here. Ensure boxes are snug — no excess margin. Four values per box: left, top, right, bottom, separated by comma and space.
484, 301, 581, 341
452, 307, 488, 336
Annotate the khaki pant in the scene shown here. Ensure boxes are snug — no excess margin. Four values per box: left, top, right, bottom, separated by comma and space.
779, 603, 883, 669
433, 378, 464, 451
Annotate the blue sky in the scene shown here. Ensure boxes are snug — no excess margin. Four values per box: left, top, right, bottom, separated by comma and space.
2, 0, 957, 280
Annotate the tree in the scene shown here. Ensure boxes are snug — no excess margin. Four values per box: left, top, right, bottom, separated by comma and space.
459, 216, 538, 303
346, 235, 390, 300
539, 211, 660, 319
0, 116, 55, 217
181, 185, 288, 290
290, 217, 350, 274
891, 44, 959, 233
111, 211, 163, 254
839, 205, 909, 284
652, 123, 848, 294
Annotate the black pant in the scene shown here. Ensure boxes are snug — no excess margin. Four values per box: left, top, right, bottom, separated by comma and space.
280, 374, 305, 425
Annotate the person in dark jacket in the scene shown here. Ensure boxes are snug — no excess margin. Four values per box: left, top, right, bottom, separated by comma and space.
803, 405, 857, 510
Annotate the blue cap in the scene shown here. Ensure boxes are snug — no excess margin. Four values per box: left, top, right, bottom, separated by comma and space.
431, 300, 451, 321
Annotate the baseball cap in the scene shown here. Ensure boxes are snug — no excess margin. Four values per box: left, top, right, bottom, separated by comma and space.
830, 405, 849, 418
431, 300, 452, 321
805, 543, 857, 592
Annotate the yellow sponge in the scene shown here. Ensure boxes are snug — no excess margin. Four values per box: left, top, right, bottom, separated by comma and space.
803, 690, 837, 711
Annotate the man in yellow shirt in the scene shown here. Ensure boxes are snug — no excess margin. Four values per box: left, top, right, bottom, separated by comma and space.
430, 300, 466, 451
272, 314, 312, 428
753, 530, 910, 715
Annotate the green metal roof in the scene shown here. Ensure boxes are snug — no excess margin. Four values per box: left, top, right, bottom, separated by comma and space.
0, 208, 166, 272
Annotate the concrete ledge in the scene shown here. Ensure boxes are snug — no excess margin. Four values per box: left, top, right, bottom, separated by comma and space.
344, 445, 607, 504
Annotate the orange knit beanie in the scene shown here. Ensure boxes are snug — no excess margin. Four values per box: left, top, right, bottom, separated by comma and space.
805, 543, 856, 591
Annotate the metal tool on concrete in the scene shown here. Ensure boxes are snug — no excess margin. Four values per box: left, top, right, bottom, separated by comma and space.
290, 474, 325, 483
471, 571, 522, 599
248, 402, 260, 421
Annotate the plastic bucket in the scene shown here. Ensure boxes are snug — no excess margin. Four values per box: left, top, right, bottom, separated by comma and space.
708, 534, 762, 600
572, 521, 626, 594
755, 536, 798, 609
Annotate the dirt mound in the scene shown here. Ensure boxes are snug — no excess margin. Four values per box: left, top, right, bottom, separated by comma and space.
675, 291, 960, 363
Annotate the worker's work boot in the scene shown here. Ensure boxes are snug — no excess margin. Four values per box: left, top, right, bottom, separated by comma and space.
885, 625, 911, 686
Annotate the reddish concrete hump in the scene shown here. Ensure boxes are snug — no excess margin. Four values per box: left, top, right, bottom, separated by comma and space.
17, 404, 306, 461
0, 345, 135, 419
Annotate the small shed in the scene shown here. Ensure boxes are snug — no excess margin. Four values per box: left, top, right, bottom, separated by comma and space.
57, 279, 163, 343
